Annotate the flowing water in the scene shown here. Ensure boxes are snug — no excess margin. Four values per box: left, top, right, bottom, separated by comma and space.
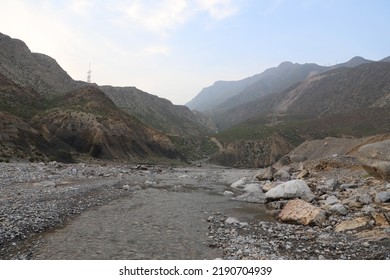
32, 180, 273, 259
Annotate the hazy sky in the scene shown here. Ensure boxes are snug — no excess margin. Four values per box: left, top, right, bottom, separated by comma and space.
1, 0, 389, 105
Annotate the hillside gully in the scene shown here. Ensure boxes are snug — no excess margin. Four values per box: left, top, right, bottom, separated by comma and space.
0, 158, 389, 260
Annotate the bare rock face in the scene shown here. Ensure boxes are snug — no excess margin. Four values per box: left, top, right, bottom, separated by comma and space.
278, 199, 326, 226
265, 180, 313, 201
210, 133, 294, 168
357, 140, 390, 181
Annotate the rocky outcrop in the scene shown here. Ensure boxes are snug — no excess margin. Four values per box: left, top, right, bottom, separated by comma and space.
210, 133, 294, 168
278, 199, 326, 226
265, 180, 313, 201
357, 140, 390, 181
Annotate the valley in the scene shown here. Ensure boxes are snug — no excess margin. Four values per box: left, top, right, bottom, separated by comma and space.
0, 32, 389, 260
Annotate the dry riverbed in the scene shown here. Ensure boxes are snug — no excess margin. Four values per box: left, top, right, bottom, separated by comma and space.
0, 160, 389, 260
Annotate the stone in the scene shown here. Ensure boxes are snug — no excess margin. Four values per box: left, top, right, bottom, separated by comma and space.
267, 200, 288, 209
372, 213, 389, 227
324, 195, 340, 205
374, 192, 390, 203
225, 217, 239, 224
121, 184, 132, 191
302, 192, 316, 202
356, 193, 372, 205
243, 183, 263, 193
137, 165, 148, 170
362, 205, 375, 215
144, 180, 157, 186
232, 192, 267, 204
262, 182, 276, 192
296, 170, 309, 179
340, 183, 358, 190
329, 204, 348, 216
231, 177, 247, 189
255, 167, 275, 181
334, 217, 371, 232
355, 229, 390, 241
223, 190, 234, 196
278, 199, 326, 226
265, 180, 313, 201
317, 178, 338, 193
273, 167, 291, 181
357, 140, 390, 181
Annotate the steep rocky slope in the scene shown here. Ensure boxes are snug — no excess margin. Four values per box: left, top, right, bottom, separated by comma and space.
0, 33, 84, 96
0, 33, 212, 162
100, 86, 217, 136
32, 86, 182, 161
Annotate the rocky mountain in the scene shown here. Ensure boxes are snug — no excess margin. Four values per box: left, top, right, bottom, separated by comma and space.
0, 70, 182, 162
209, 61, 390, 167
329, 56, 372, 69
0, 33, 204, 162
100, 86, 217, 137
211, 62, 327, 114
186, 77, 260, 112
213, 61, 390, 129
381, 56, 390, 63
187, 56, 375, 129
32, 86, 181, 161
0, 33, 84, 97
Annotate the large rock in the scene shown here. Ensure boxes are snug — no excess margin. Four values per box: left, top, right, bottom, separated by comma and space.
243, 183, 263, 193
357, 140, 390, 181
374, 191, 390, 203
265, 180, 313, 201
334, 217, 371, 232
273, 167, 292, 181
278, 199, 326, 226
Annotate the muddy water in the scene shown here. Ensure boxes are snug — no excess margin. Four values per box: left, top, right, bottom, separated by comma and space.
32, 184, 273, 260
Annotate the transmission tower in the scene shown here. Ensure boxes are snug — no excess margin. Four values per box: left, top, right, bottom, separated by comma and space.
87, 63, 92, 83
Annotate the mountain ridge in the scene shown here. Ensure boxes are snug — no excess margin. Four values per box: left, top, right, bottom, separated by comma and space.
0, 32, 211, 162
187, 56, 378, 123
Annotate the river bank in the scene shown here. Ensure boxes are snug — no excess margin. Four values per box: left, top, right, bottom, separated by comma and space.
0, 160, 389, 259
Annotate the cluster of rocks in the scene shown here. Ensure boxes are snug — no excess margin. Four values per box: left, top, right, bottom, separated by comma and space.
207, 212, 390, 259
209, 140, 390, 259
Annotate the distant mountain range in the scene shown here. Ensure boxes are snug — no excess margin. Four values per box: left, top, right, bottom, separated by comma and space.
190, 56, 390, 167
0, 32, 214, 162
213, 61, 390, 129
186, 55, 386, 129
